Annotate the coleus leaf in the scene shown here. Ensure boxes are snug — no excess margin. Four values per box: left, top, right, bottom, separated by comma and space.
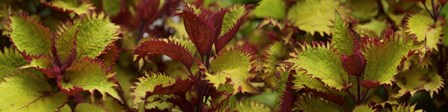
235, 101, 271, 112
352, 105, 375, 112
391, 104, 423, 112
44, 0, 94, 15
287, 43, 350, 90
59, 59, 121, 102
395, 69, 444, 97
252, 0, 286, 19
355, 19, 386, 38
331, 12, 354, 55
102, 0, 122, 17
207, 49, 257, 94
0, 75, 67, 112
295, 94, 343, 112
261, 42, 289, 88
362, 34, 417, 85
0, 47, 28, 80
287, 0, 348, 36
57, 13, 120, 59
179, 5, 226, 57
144, 94, 177, 110
75, 103, 107, 112
131, 73, 176, 108
406, 13, 442, 51
215, 5, 252, 53
293, 72, 328, 93
7, 14, 52, 56
134, 39, 195, 69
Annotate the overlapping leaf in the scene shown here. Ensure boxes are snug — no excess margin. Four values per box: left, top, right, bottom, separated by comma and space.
288, 0, 347, 36
391, 104, 423, 112
60, 59, 121, 101
45, 0, 94, 15
293, 72, 328, 93
295, 95, 343, 112
362, 34, 417, 85
253, 0, 286, 19
215, 5, 252, 52
131, 73, 176, 108
406, 14, 442, 51
7, 14, 52, 56
207, 50, 257, 94
57, 13, 120, 59
288, 43, 349, 90
75, 103, 106, 112
235, 101, 271, 112
395, 69, 444, 97
134, 39, 194, 68
352, 105, 375, 112
0, 47, 28, 79
0, 75, 67, 112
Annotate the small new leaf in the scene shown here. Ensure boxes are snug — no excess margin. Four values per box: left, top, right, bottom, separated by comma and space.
332, 12, 354, 55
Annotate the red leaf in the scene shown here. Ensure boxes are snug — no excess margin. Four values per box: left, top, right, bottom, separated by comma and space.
341, 52, 366, 77
178, 6, 226, 58
360, 80, 381, 88
151, 78, 194, 95
134, 39, 194, 68
279, 72, 295, 112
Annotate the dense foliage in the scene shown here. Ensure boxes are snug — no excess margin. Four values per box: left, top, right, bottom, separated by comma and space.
1, 0, 448, 111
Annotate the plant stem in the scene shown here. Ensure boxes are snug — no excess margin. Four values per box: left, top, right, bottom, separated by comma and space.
356, 76, 361, 104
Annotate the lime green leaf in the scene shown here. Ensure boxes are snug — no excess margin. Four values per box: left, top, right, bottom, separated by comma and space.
208, 50, 257, 94
391, 104, 423, 112
348, 0, 378, 21
331, 12, 354, 55
287, 0, 347, 36
8, 15, 52, 56
145, 95, 178, 110
235, 101, 271, 112
363, 35, 417, 85
48, 0, 94, 15
396, 69, 444, 98
406, 14, 441, 51
61, 59, 121, 102
59, 104, 72, 112
25, 56, 52, 69
355, 19, 386, 38
293, 72, 328, 93
102, 0, 121, 16
353, 105, 375, 112
261, 42, 288, 88
221, 5, 246, 37
131, 73, 176, 108
0, 47, 28, 80
296, 95, 343, 112
253, 0, 286, 19
0, 75, 67, 112
75, 103, 106, 112
288, 43, 349, 90
57, 13, 120, 59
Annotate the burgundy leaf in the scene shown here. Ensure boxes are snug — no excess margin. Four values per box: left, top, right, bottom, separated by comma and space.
134, 39, 194, 68
98, 43, 121, 68
151, 78, 194, 95
360, 80, 381, 88
279, 72, 295, 112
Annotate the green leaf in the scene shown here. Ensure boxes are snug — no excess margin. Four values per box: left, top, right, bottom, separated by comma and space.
102, 0, 121, 16
207, 50, 257, 94
348, 0, 378, 21
355, 19, 386, 38
131, 73, 176, 108
221, 5, 246, 37
75, 103, 106, 112
8, 15, 52, 56
48, 0, 94, 15
293, 72, 328, 93
144, 94, 178, 110
287, 0, 347, 36
0, 75, 67, 112
57, 13, 120, 59
261, 42, 288, 88
235, 101, 271, 112
362, 35, 416, 85
296, 95, 343, 112
391, 104, 423, 112
396, 69, 444, 98
0, 47, 28, 80
253, 0, 286, 19
406, 14, 441, 51
288, 43, 349, 90
331, 12, 354, 55
352, 105, 375, 112
60, 59, 121, 102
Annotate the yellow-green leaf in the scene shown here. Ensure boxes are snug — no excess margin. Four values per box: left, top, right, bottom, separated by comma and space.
131, 73, 176, 108
0, 47, 28, 80
8, 15, 52, 56
396, 69, 444, 98
253, 0, 286, 19
406, 14, 441, 51
48, 0, 94, 15
331, 12, 354, 55
353, 105, 375, 112
75, 103, 106, 112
